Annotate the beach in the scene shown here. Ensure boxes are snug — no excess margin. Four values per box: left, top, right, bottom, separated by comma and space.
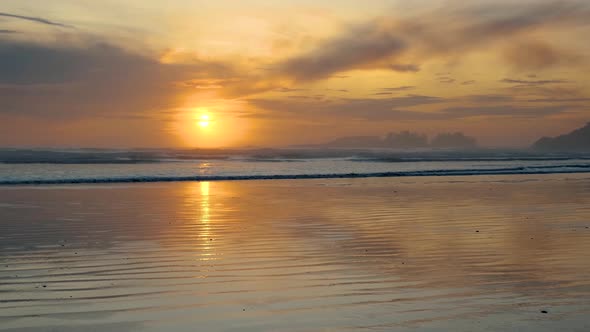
1, 174, 590, 331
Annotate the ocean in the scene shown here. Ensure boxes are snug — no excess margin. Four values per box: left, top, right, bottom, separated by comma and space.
1, 148, 590, 185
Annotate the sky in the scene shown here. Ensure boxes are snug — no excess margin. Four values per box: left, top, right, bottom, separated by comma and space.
0, 0, 589, 148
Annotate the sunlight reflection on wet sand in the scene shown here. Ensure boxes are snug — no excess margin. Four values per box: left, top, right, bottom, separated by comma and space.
1, 174, 590, 331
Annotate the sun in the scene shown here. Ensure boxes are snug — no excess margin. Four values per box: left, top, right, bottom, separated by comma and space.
173, 102, 249, 147
198, 114, 210, 128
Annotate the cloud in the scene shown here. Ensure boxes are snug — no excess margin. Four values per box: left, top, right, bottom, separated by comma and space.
438, 77, 456, 84
277, 21, 407, 81
441, 105, 571, 118
463, 94, 514, 103
274, 87, 306, 93
0, 41, 137, 85
286, 95, 326, 100
180, 78, 239, 90
270, 1, 590, 82
504, 84, 584, 99
500, 78, 569, 85
526, 98, 590, 103
0, 12, 73, 28
249, 94, 575, 122
188, 1, 590, 99
248, 95, 446, 121
502, 40, 581, 70
0, 38, 232, 119
390, 63, 420, 72
379, 86, 416, 92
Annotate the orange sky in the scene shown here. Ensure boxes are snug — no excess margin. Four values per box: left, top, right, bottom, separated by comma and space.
0, 0, 589, 148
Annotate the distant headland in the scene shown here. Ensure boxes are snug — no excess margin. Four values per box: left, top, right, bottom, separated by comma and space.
533, 123, 590, 152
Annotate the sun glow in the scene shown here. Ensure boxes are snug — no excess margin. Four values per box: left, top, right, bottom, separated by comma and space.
172, 101, 250, 147
198, 114, 210, 128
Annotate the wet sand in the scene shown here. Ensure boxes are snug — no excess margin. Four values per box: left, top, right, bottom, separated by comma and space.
1, 174, 590, 331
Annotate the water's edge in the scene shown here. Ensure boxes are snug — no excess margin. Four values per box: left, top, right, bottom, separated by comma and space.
2, 168, 590, 185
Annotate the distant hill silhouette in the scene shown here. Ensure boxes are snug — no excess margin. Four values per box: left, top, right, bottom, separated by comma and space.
321, 131, 477, 149
384, 131, 429, 148
323, 136, 384, 148
431, 132, 477, 149
533, 122, 590, 151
